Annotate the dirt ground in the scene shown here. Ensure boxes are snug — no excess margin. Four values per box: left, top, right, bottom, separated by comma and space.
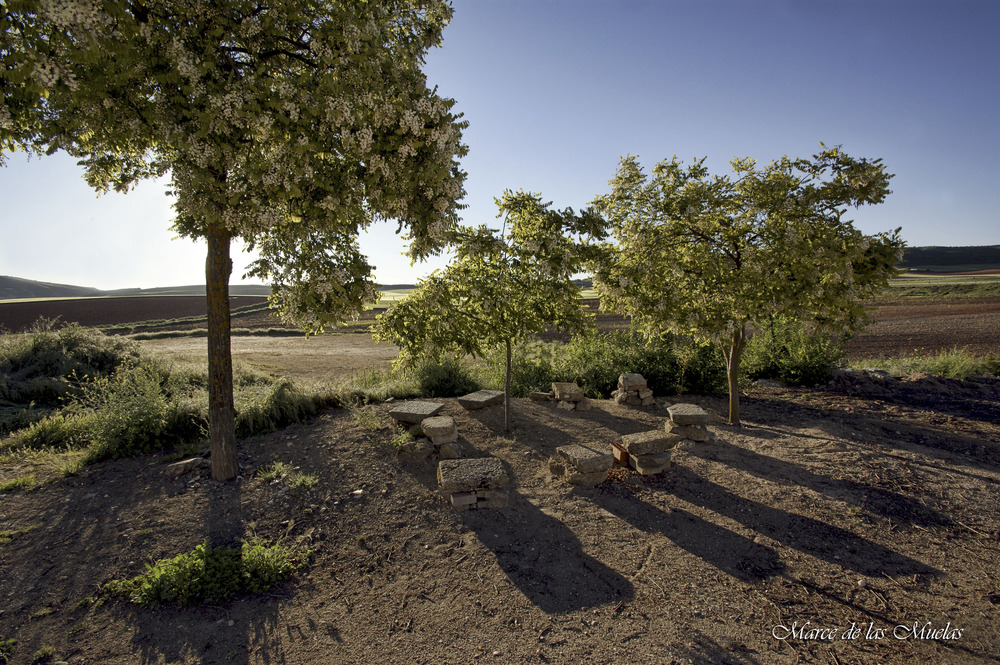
1, 369, 998, 664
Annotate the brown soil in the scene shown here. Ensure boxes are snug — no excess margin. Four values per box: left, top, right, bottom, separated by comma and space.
2, 374, 999, 664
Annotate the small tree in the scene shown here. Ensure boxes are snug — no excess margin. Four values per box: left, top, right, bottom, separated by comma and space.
375, 191, 604, 432
592, 146, 903, 425
2, 0, 467, 479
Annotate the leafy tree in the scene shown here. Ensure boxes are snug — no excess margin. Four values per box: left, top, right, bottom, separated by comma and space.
592, 146, 903, 425
375, 191, 604, 432
1, 0, 467, 479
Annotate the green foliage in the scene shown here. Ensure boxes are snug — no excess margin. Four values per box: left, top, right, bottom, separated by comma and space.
256, 461, 318, 490
411, 356, 481, 398
235, 378, 321, 439
30, 645, 57, 664
286, 472, 319, 491
593, 145, 903, 423
740, 320, 845, 386
0, 638, 14, 664
256, 461, 293, 484
79, 362, 170, 461
855, 349, 1000, 380
104, 540, 308, 606
0, 475, 37, 493
0, 523, 39, 547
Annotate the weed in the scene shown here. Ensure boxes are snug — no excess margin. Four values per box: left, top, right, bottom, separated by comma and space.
30, 645, 57, 664
854, 348, 1000, 380
346, 399, 381, 431
103, 539, 310, 605
57, 454, 86, 477
0, 475, 37, 493
131, 528, 155, 544
390, 429, 414, 449
29, 607, 55, 620
0, 639, 14, 665
0, 523, 39, 547
287, 472, 319, 491
411, 356, 480, 397
69, 622, 88, 635
256, 461, 293, 483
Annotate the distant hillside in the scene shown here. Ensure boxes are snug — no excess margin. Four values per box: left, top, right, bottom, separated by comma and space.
900, 245, 1000, 272
0, 276, 271, 301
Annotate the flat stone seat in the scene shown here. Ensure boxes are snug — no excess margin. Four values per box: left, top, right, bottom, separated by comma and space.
619, 373, 647, 391
620, 430, 682, 456
437, 458, 509, 493
668, 423, 713, 442
389, 400, 445, 424
667, 403, 711, 426
629, 451, 672, 475
457, 389, 505, 410
552, 382, 585, 402
421, 415, 458, 444
556, 444, 613, 474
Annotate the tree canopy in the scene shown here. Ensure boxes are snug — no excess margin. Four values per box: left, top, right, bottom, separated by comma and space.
375, 190, 604, 432
2, 0, 468, 478
592, 146, 903, 425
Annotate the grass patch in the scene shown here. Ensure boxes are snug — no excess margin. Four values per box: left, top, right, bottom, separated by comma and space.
287, 472, 319, 491
30, 645, 57, 664
0, 474, 37, 493
0, 523, 40, 547
853, 348, 1000, 380
103, 539, 310, 606
256, 462, 319, 490
0, 639, 14, 665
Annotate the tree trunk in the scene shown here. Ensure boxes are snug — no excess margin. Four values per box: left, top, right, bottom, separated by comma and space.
206, 223, 239, 481
503, 338, 512, 433
724, 324, 747, 426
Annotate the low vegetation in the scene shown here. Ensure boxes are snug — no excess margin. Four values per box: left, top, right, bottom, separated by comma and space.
853, 347, 1000, 380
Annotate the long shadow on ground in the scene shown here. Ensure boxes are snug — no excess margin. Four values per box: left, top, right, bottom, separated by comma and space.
462, 495, 634, 614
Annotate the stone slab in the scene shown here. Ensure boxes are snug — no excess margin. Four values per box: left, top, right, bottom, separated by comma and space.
389, 401, 444, 424
668, 424, 712, 442
438, 442, 463, 459
165, 458, 207, 478
457, 390, 505, 410
629, 452, 672, 475
667, 403, 710, 426
557, 400, 576, 411
421, 415, 458, 444
620, 430, 682, 455
529, 391, 553, 402
556, 444, 613, 474
619, 373, 647, 391
438, 457, 509, 493
552, 382, 585, 402
548, 457, 607, 487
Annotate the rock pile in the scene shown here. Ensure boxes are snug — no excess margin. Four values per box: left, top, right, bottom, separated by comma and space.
438, 457, 510, 510
529, 382, 591, 411
398, 415, 463, 463
615, 373, 656, 407
614, 430, 677, 475
548, 444, 613, 487
665, 403, 716, 443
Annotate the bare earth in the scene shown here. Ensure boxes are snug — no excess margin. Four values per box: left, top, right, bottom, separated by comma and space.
2, 371, 999, 664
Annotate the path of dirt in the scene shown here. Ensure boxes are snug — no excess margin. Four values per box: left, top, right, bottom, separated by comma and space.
1, 374, 998, 664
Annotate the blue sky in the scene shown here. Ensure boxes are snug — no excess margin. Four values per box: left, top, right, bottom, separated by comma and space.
1, 0, 997, 290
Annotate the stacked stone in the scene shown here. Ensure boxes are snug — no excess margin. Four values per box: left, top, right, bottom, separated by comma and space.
528, 382, 591, 411
438, 457, 510, 510
614, 373, 655, 407
390, 401, 463, 462
614, 430, 678, 475
548, 444, 613, 487
665, 403, 716, 444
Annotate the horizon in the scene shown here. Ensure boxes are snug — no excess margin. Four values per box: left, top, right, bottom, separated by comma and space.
1, 0, 998, 291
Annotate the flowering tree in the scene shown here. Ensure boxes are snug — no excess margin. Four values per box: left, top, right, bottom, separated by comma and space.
593, 146, 903, 425
375, 191, 604, 432
1, 0, 467, 479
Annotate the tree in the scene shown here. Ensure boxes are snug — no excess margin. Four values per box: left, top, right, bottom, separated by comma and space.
592, 146, 903, 425
1, 0, 467, 479
374, 191, 604, 432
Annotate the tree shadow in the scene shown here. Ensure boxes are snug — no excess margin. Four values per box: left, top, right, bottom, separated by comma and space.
592, 489, 786, 583
664, 466, 940, 577
689, 435, 953, 528
461, 494, 634, 614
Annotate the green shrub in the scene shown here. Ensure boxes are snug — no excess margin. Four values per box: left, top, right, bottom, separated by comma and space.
741, 319, 845, 387
104, 540, 308, 605
0, 639, 15, 665
410, 356, 480, 398
79, 362, 171, 461
1, 411, 97, 451
235, 378, 321, 439
855, 348, 1000, 380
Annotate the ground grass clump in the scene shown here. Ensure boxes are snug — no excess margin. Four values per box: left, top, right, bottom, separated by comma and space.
103, 539, 309, 606
853, 348, 1000, 380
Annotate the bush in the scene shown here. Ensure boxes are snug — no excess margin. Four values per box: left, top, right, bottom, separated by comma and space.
104, 539, 308, 605
79, 361, 171, 461
741, 319, 845, 387
410, 356, 480, 398
235, 378, 322, 439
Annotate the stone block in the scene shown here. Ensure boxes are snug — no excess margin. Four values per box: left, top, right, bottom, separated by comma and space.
576, 397, 592, 411
552, 382, 585, 402
421, 415, 458, 444
389, 400, 444, 424
667, 403, 711, 426
475, 489, 510, 509
556, 444, 613, 474
438, 458, 509, 493
457, 390, 505, 410
557, 400, 576, 411
638, 388, 654, 399
619, 373, 647, 391
399, 438, 435, 463
626, 395, 642, 406
668, 424, 712, 442
438, 442, 463, 459
621, 430, 682, 456
640, 397, 656, 406
615, 392, 629, 405
165, 457, 207, 478
629, 451, 672, 475
548, 456, 607, 487
449, 491, 478, 507
529, 391, 553, 402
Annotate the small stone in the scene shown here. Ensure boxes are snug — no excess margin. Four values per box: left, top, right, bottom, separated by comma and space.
557, 400, 576, 411
529, 391, 553, 402
615, 392, 629, 405
668, 424, 712, 442
438, 442, 463, 460
667, 403, 711, 426
551, 382, 585, 402
576, 397, 592, 411
638, 388, 654, 399
389, 401, 445, 424
165, 458, 205, 479
640, 397, 656, 406
621, 430, 682, 455
399, 438, 435, 463
421, 415, 458, 444
458, 390, 505, 410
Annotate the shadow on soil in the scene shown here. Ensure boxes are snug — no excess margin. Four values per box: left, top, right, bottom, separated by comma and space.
462, 495, 634, 614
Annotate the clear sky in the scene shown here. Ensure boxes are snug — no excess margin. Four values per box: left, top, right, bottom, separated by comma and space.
1, 0, 997, 290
